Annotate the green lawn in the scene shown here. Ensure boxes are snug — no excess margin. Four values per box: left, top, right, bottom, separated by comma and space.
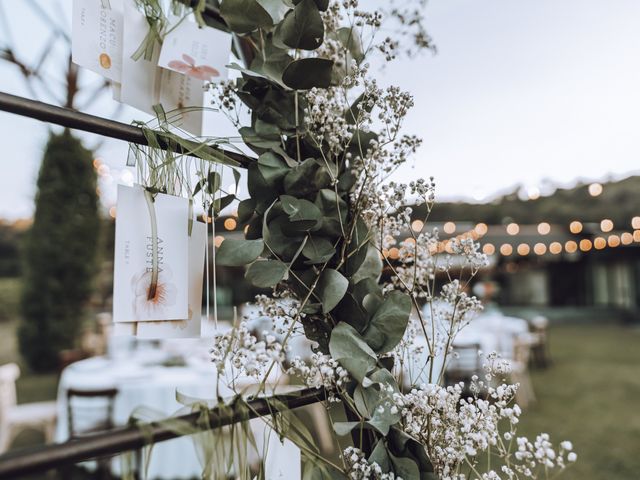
517, 324, 640, 480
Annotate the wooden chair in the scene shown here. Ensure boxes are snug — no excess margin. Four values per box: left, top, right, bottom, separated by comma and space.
509, 338, 536, 408
67, 387, 119, 478
0, 363, 57, 453
529, 315, 550, 368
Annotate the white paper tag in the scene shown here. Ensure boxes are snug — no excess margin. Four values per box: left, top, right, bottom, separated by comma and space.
118, 2, 205, 134
158, 20, 230, 83
72, 0, 124, 82
120, 0, 161, 115
158, 69, 206, 136
136, 221, 207, 338
113, 184, 189, 323
264, 436, 301, 480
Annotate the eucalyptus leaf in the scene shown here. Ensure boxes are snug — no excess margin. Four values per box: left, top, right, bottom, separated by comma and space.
216, 239, 264, 266
264, 215, 305, 260
302, 236, 335, 264
335, 27, 364, 62
316, 269, 348, 313
258, 152, 290, 184
328, 322, 377, 383
351, 244, 383, 284
207, 171, 221, 194
245, 260, 288, 287
362, 290, 412, 354
237, 198, 256, 223
332, 421, 360, 436
284, 158, 331, 196
279, 0, 324, 50
219, 0, 273, 33
256, 0, 289, 22
280, 195, 323, 230
369, 440, 392, 472
292, 0, 329, 10
282, 58, 334, 90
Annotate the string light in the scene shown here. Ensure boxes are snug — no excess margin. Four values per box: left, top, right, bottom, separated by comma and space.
634, 230, 640, 242
388, 247, 400, 259
224, 218, 237, 230
569, 221, 583, 234
549, 242, 562, 254
594, 237, 606, 250
633, 217, 640, 229
621, 232, 633, 245
565, 240, 578, 253
600, 219, 614, 233
534, 243, 547, 255
214, 235, 225, 247
109, 206, 116, 218
579, 239, 592, 252
588, 183, 603, 196
474, 223, 488, 236
411, 220, 424, 232
537, 222, 551, 235
517, 243, 530, 255
483, 243, 495, 255
500, 244, 513, 256
608, 234, 620, 247
443, 221, 456, 234
506, 223, 520, 235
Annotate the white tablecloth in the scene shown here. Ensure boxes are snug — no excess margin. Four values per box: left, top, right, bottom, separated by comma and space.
56, 349, 227, 479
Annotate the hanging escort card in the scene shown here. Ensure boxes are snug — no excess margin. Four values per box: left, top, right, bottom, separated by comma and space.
157, 19, 231, 83
135, 220, 207, 338
72, 0, 124, 83
120, 0, 161, 116
113, 184, 189, 323
119, 1, 206, 135
264, 435, 302, 480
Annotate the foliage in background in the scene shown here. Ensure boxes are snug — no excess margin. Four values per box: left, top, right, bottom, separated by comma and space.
19, 131, 99, 372
0, 222, 26, 277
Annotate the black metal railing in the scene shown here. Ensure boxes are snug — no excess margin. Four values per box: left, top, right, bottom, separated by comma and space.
0, 91, 255, 168
0, 387, 328, 479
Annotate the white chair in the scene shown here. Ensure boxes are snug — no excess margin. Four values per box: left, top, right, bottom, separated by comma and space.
509, 338, 536, 408
0, 363, 57, 453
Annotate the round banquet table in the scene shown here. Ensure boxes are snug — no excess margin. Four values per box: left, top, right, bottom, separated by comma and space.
55, 348, 228, 479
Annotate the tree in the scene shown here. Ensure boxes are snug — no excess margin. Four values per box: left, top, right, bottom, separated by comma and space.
19, 131, 99, 371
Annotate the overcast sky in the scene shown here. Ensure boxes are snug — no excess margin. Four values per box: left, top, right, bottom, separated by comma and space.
1, 0, 639, 219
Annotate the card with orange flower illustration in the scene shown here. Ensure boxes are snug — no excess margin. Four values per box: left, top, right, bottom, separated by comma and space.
118, 3, 206, 135
135, 221, 207, 338
113, 185, 189, 323
158, 19, 231, 83
72, 0, 124, 83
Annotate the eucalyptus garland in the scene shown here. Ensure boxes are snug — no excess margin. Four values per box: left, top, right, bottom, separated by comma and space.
133, 1, 577, 478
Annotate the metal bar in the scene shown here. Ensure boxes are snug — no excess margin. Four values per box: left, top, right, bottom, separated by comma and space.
0, 91, 254, 168
0, 387, 328, 479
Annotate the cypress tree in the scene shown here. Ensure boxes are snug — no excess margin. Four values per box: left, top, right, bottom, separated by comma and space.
19, 130, 100, 371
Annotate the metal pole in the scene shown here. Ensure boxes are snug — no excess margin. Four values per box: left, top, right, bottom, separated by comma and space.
0, 91, 254, 168
0, 387, 328, 479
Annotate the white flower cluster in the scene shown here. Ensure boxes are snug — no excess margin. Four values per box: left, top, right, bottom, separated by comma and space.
391, 380, 574, 479
287, 353, 350, 401
210, 322, 284, 379
254, 293, 301, 333
343, 447, 401, 480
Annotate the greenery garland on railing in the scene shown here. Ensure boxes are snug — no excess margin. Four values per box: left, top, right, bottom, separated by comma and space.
132, 1, 577, 478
